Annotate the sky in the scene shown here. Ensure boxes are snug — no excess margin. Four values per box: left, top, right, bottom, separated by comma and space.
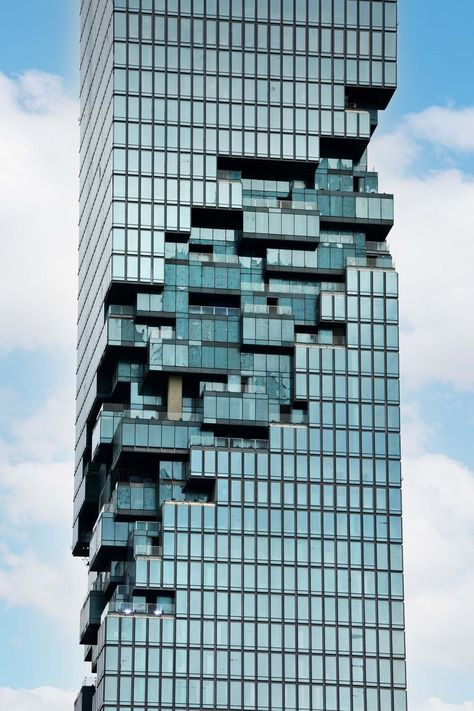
0, 1, 473, 709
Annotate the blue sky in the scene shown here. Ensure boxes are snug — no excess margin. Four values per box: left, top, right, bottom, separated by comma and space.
0, 2, 473, 711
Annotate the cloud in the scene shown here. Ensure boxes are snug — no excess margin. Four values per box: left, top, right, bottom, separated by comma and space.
402, 407, 474, 673
0, 686, 76, 711
8, 387, 73, 462
0, 388, 74, 525
0, 70, 78, 354
413, 701, 474, 711
0, 545, 85, 627
406, 106, 474, 153
0, 460, 72, 526
0, 386, 85, 628
371, 106, 474, 390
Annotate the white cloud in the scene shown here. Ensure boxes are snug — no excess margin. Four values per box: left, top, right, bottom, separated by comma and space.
402, 408, 474, 673
0, 388, 74, 525
0, 70, 78, 354
0, 386, 85, 628
8, 387, 74, 462
406, 106, 474, 153
0, 460, 72, 526
372, 106, 474, 389
413, 700, 474, 711
0, 545, 85, 627
0, 686, 75, 711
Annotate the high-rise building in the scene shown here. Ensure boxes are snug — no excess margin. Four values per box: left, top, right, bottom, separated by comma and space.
74, 1, 405, 710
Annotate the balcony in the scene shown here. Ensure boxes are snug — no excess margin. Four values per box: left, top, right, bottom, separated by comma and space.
317, 192, 394, 240
91, 405, 123, 462
106, 314, 149, 349
189, 433, 269, 451
148, 340, 241, 375
108, 595, 175, 617
159, 478, 214, 507
79, 589, 104, 645
111, 420, 201, 469
319, 108, 372, 162
203, 391, 271, 430
88, 564, 125, 600
97, 361, 145, 400
242, 305, 295, 352
345, 84, 397, 113
113, 482, 157, 520
74, 679, 95, 711
88, 511, 130, 572
72, 464, 102, 557
240, 207, 320, 249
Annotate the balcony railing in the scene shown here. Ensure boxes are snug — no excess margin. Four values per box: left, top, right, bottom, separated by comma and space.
188, 304, 241, 317
109, 600, 174, 616
189, 434, 269, 450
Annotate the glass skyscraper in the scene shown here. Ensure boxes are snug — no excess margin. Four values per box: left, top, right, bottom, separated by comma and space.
74, 2, 405, 710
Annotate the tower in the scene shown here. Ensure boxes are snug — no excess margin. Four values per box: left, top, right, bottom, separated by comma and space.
74, 2, 406, 710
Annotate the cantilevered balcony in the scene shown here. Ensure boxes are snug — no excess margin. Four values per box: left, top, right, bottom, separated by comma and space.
266, 247, 348, 280
91, 405, 123, 463
111, 419, 201, 469
88, 510, 130, 572
148, 340, 241, 376
241, 304, 295, 352
74, 679, 95, 711
188, 433, 269, 451
113, 481, 158, 520
72, 464, 103, 557
240, 207, 320, 249
203, 391, 270, 430
79, 589, 104, 645
107, 594, 175, 617
308, 192, 394, 240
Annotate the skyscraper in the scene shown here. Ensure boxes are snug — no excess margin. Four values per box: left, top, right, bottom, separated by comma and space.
74, 1, 405, 710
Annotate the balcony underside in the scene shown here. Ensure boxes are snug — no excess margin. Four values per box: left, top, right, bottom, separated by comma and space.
320, 215, 393, 240
320, 135, 369, 162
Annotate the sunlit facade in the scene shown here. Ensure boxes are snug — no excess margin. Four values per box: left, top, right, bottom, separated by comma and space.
74, 1, 406, 710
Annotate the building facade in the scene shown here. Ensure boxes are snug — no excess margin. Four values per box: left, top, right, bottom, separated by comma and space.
74, 1, 405, 710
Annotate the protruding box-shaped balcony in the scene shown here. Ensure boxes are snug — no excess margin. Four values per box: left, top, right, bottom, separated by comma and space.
72, 464, 102, 556
176, 307, 241, 344
91, 405, 123, 463
241, 304, 295, 351
218, 155, 320, 182
97, 361, 145, 400
79, 589, 104, 645
189, 432, 270, 452
266, 245, 350, 280
89, 511, 130, 572
186, 258, 242, 295
148, 340, 241, 376
74, 680, 95, 711
317, 192, 394, 239
203, 391, 270, 429
108, 594, 175, 617
106, 309, 149, 349
319, 108, 373, 161
240, 207, 320, 249
113, 482, 157, 520
345, 82, 397, 113
240, 177, 292, 200
111, 420, 201, 469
